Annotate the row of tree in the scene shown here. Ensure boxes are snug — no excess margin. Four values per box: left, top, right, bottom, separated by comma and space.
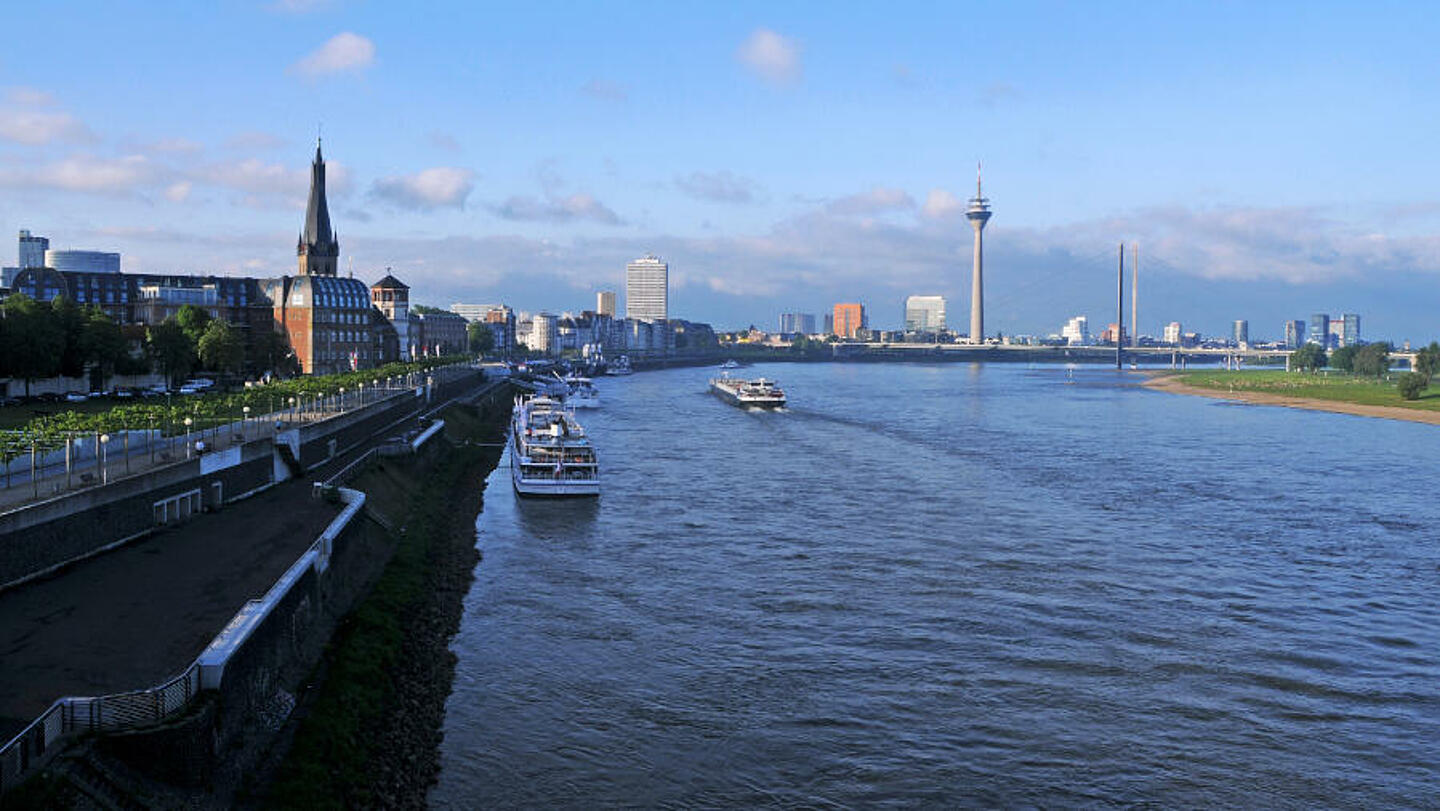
1289, 340, 1440, 401
0, 294, 296, 394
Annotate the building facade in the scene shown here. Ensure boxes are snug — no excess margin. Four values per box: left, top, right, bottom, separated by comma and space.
531, 312, 558, 356
1163, 321, 1181, 345
1233, 319, 1249, 348
371, 274, 411, 359
1339, 313, 1361, 347
1284, 319, 1305, 349
625, 255, 668, 321
597, 290, 617, 318
416, 310, 468, 354
904, 295, 947, 333
45, 249, 120, 274
833, 303, 866, 338
778, 312, 816, 335
1309, 314, 1330, 348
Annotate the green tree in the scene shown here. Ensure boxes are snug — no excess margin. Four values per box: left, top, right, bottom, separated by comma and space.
80, 307, 127, 383
1329, 344, 1358, 372
1289, 343, 1326, 373
790, 334, 811, 353
197, 319, 245, 374
147, 320, 195, 387
5, 294, 64, 396
51, 295, 86, 379
174, 304, 212, 345
1353, 342, 1391, 378
1415, 341, 1440, 379
467, 321, 495, 355
1398, 372, 1429, 400
250, 324, 297, 377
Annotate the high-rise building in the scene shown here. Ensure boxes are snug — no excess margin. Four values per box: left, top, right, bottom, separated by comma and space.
19, 230, 48, 269
625, 255, 668, 321
833, 303, 866, 338
904, 295, 947, 333
1284, 319, 1305, 349
1339, 313, 1361, 347
966, 165, 992, 343
597, 290, 617, 317
1163, 321, 1182, 345
45, 249, 120, 274
1233, 319, 1249, 348
1309, 313, 1330, 348
778, 312, 816, 335
450, 303, 504, 322
1063, 316, 1090, 346
531, 312, 558, 356
823, 313, 834, 335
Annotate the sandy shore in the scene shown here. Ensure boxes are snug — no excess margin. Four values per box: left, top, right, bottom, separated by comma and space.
1142, 374, 1440, 426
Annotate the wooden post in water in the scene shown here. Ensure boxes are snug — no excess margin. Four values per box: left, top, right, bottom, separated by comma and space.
1117, 243, 1125, 370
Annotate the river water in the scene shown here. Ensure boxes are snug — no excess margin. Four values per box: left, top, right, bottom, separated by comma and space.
431, 363, 1439, 807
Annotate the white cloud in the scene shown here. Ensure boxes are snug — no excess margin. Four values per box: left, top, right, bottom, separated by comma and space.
493, 193, 621, 225
921, 189, 964, 220
164, 181, 192, 202
826, 186, 915, 216
293, 32, 375, 78
675, 170, 761, 204
0, 108, 92, 145
372, 167, 475, 210
737, 28, 801, 84
196, 157, 351, 200
0, 154, 160, 194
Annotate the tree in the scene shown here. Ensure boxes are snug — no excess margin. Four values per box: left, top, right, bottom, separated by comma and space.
197, 320, 244, 374
790, 334, 812, 353
1329, 344, 1358, 372
467, 321, 495, 355
1353, 343, 1391, 378
1398, 372, 1429, 400
250, 324, 297, 377
51, 295, 86, 379
174, 304, 212, 345
80, 307, 127, 384
1415, 341, 1440, 380
147, 320, 195, 387
1289, 343, 1326, 373
4, 294, 63, 396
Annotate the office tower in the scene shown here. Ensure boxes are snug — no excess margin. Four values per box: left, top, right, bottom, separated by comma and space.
1309, 314, 1330, 348
19, 230, 48, 269
1233, 319, 1249, 348
1284, 319, 1305, 349
778, 312, 816, 335
823, 313, 834, 335
44, 249, 120, 274
625, 255, 668, 321
833, 303, 866, 338
1163, 321, 1182, 345
597, 290, 617, 317
297, 140, 338, 277
966, 164, 992, 343
1340, 313, 1361, 347
904, 295, 947, 333
450, 303, 504, 322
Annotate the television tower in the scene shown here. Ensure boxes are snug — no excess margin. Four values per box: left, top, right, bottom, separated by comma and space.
966, 163, 992, 344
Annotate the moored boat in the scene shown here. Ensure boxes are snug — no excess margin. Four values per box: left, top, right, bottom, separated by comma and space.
709, 374, 787, 408
510, 394, 600, 497
562, 375, 600, 408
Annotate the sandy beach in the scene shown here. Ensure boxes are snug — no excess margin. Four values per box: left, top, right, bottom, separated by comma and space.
1142, 374, 1440, 426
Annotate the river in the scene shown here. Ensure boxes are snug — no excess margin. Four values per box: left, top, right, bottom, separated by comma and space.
430, 363, 1439, 807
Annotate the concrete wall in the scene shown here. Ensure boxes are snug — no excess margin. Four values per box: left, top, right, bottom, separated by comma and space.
3, 373, 168, 398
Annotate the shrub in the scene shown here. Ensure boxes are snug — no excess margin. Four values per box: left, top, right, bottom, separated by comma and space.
1397, 372, 1428, 401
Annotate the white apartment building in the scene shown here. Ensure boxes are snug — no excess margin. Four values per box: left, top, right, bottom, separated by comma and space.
596, 290, 617, 317
1062, 315, 1090, 346
1163, 321, 1182, 345
625, 255, 668, 321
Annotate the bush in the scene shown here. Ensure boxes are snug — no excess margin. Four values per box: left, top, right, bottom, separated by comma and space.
1398, 372, 1428, 400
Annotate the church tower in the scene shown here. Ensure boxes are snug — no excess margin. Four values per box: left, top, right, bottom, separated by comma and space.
297, 139, 339, 276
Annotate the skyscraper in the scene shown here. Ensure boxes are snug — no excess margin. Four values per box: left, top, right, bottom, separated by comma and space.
778, 312, 816, 335
297, 140, 339, 277
18, 230, 47, 269
1233, 319, 1249, 348
833, 303, 866, 338
1309, 314, 1330, 348
904, 295, 947, 333
1284, 319, 1305, 349
597, 290, 617, 317
966, 164, 992, 343
625, 255, 668, 321
1340, 313, 1361, 347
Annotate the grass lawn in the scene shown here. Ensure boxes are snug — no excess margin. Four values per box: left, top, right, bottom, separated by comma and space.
0, 397, 139, 431
1168, 369, 1440, 411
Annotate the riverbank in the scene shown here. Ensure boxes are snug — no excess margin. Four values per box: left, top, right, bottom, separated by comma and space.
1144, 371, 1440, 426
257, 397, 507, 808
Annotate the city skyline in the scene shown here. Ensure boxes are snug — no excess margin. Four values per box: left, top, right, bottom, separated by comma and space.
0, 3, 1436, 340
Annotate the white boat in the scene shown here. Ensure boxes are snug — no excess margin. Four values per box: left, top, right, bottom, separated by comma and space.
720, 359, 740, 369
606, 355, 633, 376
709, 374, 787, 408
562, 375, 600, 408
510, 395, 600, 497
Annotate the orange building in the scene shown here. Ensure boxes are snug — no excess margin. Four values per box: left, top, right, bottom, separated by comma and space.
833, 302, 867, 338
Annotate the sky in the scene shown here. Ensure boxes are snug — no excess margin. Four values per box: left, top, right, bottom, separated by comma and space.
1, 0, 1438, 342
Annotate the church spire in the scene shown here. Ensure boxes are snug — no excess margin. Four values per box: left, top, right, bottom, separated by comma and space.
298, 137, 338, 276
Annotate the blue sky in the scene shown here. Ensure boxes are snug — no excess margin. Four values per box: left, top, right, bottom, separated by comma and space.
0, 1, 1437, 341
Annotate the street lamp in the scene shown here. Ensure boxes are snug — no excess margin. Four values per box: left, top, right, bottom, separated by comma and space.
184, 417, 194, 459
99, 434, 110, 485
288, 396, 297, 423
339, 387, 346, 411
242, 406, 251, 441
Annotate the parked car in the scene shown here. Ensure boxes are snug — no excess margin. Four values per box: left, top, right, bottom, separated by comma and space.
64, 392, 88, 403
178, 386, 199, 395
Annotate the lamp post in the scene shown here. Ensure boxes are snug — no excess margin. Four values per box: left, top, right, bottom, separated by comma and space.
289, 396, 297, 424
99, 434, 110, 485
184, 417, 194, 459
242, 406, 251, 441
339, 387, 346, 411
358, 382, 364, 406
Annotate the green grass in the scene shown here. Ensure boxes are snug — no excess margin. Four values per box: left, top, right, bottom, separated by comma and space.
0, 397, 125, 430
1168, 369, 1440, 411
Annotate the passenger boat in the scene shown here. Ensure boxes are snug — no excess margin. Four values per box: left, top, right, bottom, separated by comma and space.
709, 374, 787, 408
510, 395, 600, 497
606, 355, 633, 376
720, 359, 740, 369
563, 375, 600, 408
